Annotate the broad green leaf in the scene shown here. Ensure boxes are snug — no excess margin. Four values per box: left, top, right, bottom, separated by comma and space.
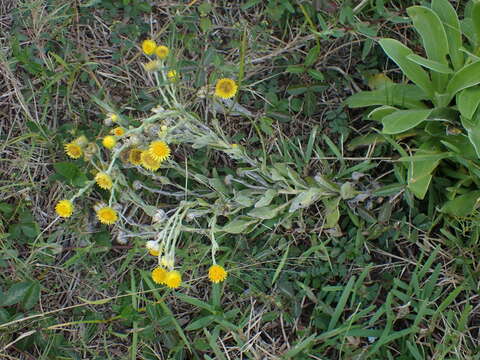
407, 6, 449, 91
408, 174, 433, 200
461, 19, 477, 47
459, 45, 480, 61
379, 39, 434, 96
446, 61, 480, 97
382, 109, 432, 134
432, 0, 464, 70
0, 308, 10, 323
0, 282, 31, 307
398, 151, 451, 163
406, 151, 444, 199
54, 162, 79, 180
425, 121, 445, 136
457, 87, 480, 119
220, 217, 257, 234
441, 190, 480, 216
368, 106, 398, 121
367, 73, 393, 90
439, 135, 478, 159
407, 6, 449, 63
406, 54, 452, 74
345, 84, 428, 109
20, 281, 40, 310
0, 202, 13, 216
461, 116, 480, 157
473, 2, 480, 47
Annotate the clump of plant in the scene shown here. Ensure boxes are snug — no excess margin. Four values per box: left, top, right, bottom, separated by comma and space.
346, 0, 480, 215
54, 38, 356, 290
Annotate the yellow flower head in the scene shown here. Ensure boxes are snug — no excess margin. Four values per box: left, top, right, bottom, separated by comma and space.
64, 142, 83, 159
95, 172, 113, 190
96, 206, 118, 225
208, 264, 228, 283
102, 135, 116, 150
152, 267, 168, 284
142, 39, 157, 55
167, 70, 178, 81
55, 200, 74, 218
148, 141, 171, 162
155, 45, 169, 59
165, 270, 182, 289
128, 148, 143, 165
215, 78, 238, 99
143, 60, 160, 72
141, 151, 162, 171
111, 127, 125, 137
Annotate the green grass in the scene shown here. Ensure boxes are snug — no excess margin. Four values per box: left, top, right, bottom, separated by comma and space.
1, 0, 479, 359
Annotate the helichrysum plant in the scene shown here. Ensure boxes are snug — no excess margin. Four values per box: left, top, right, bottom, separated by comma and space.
346, 0, 480, 214
55, 37, 354, 291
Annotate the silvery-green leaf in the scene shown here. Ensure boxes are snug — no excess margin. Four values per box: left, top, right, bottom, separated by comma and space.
248, 205, 281, 220
324, 197, 341, 228
220, 217, 257, 234
255, 189, 277, 208
191, 135, 214, 149
289, 188, 324, 213
233, 189, 256, 207
214, 98, 254, 117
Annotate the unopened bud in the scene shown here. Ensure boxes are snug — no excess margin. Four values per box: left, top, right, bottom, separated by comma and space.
152, 209, 166, 223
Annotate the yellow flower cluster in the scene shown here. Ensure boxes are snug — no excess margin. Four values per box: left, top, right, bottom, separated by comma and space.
142, 39, 169, 59
152, 267, 182, 289
55, 201, 119, 226
126, 141, 171, 171
58, 39, 240, 299
149, 261, 228, 289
